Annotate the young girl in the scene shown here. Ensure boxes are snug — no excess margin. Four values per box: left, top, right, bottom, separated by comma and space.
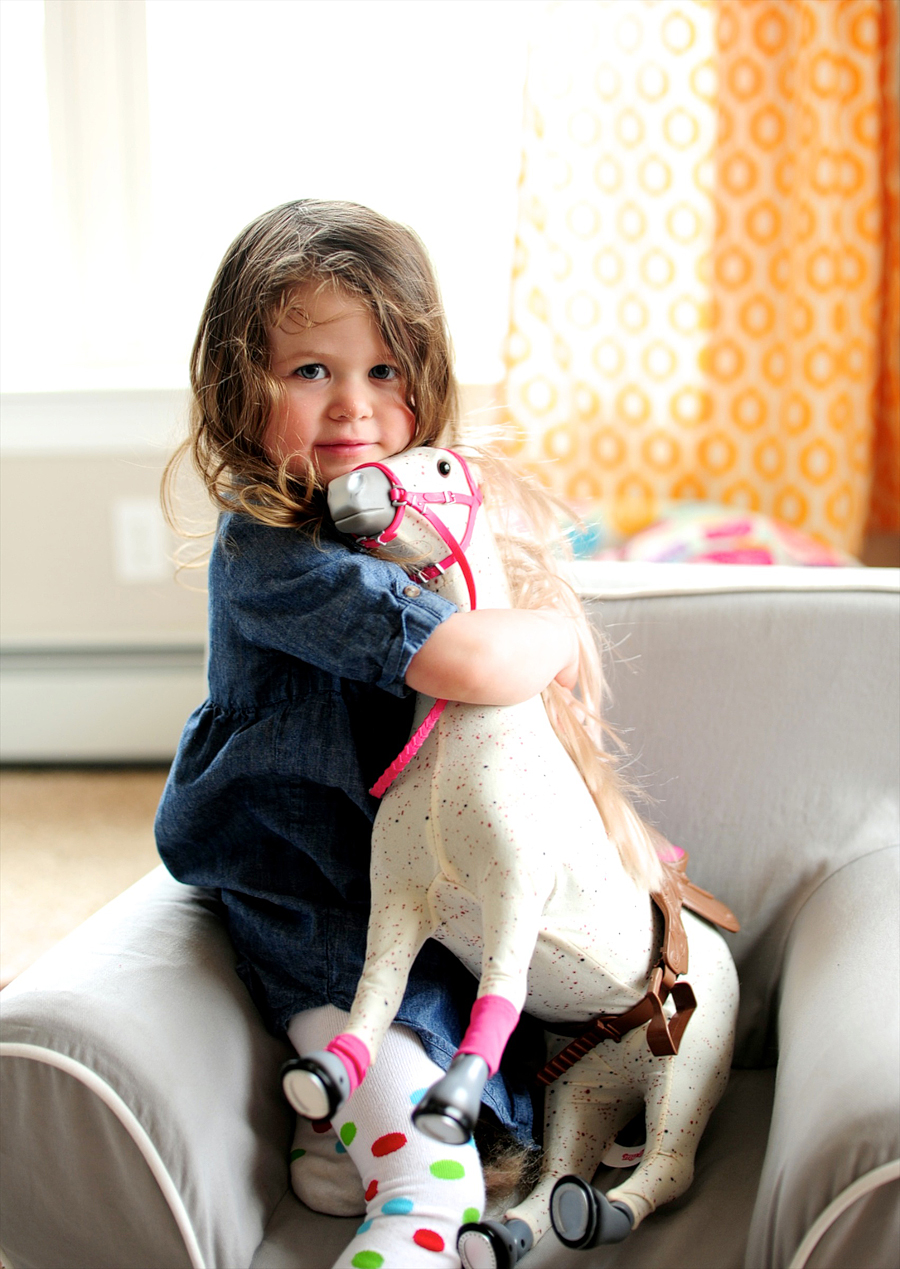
155, 199, 654, 1269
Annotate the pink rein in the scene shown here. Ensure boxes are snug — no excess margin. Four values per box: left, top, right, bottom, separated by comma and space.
352, 453, 482, 799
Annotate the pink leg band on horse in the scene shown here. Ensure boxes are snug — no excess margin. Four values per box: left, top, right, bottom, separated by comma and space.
457, 995, 521, 1076
326, 1033, 371, 1095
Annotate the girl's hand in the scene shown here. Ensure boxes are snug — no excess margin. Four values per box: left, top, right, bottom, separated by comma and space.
553, 618, 580, 693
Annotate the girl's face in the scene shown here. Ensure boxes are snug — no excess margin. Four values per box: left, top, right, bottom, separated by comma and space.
265, 285, 416, 484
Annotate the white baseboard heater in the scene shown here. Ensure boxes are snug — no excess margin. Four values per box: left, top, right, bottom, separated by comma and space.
0, 644, 207, 763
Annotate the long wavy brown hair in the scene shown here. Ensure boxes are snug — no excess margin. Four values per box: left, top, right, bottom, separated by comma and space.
164, 198, 661, 892
163, 199, 459, 528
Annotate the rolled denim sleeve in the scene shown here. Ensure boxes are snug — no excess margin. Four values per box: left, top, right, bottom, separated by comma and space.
214, 514, 457, 695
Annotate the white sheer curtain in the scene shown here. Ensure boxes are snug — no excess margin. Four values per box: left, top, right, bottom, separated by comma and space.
0, 0, 539, 394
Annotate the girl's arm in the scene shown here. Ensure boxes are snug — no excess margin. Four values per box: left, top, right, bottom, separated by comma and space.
406, 608, 578, 706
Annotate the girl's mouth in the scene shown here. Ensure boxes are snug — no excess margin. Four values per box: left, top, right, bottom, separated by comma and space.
317, 442, 373, 451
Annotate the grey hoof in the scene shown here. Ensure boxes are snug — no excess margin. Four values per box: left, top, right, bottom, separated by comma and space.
458, 1218, 534, 1269
550, 1175, 633, 1248
281, 1050, 350, 1121
412, 1053, 489, 1144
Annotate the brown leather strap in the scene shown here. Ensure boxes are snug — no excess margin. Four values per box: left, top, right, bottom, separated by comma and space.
534, 849, 737, 1085
652, 863, 691, 976
651, 836, 741, 934
654, 848, 741, 964
537, 999, 654, 1085
680, 875, 740, 932
646, 975, 697, 1057
536, 968, 698, 1083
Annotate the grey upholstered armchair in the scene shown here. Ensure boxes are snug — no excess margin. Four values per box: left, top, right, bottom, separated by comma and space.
2, 565, 898, 1269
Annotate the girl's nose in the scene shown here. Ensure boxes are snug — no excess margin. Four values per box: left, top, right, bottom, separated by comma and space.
328, 386, 373, 422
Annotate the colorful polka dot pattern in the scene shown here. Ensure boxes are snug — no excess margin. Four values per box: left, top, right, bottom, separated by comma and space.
502, 0, 899, 554
429, 1159, 466, 1180
370, 1131, 406, 1157
340, 1120, 474, 1266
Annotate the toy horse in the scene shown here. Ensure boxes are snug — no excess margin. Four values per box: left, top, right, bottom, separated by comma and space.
282, 448, 739, 1266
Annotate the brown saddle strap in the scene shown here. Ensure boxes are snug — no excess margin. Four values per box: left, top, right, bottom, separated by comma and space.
535, 847, 738, 1086
663, 846, 741, 935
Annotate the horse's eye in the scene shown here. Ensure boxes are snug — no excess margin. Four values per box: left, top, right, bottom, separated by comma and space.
437, 459, 452, 476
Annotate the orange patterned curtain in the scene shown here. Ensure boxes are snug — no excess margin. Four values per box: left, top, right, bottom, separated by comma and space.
502, 0, 899, 553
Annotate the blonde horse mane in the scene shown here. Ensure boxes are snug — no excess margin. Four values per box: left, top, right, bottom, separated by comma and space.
457, 443, 663, 894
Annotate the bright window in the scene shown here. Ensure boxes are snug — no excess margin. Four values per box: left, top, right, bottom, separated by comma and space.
0, 0, 540, 393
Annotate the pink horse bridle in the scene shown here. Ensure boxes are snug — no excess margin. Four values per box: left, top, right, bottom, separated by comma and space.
352, 451, 483, 798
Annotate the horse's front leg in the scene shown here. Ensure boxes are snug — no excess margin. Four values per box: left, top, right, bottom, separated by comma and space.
413, 871, 548, 1145
282, 872, 434, 1122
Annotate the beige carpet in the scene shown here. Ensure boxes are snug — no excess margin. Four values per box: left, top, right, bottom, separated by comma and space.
0, 767, 169, 988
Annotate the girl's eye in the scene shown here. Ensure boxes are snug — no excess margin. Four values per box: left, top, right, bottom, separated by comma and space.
370, 364, 398, 381
295, 363, 326, 380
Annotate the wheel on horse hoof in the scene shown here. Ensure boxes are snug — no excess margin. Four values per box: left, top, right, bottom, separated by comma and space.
550, 1175, 633, 1248
412, 1101, 473, 1145
280, 1052, 348, 1121
412, 1052, 488, 1145
458, 1219, 533, 1269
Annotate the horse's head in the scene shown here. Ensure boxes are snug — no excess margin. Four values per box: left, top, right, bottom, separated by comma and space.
327, 448, 483, 607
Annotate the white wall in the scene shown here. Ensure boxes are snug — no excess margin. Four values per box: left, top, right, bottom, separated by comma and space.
0, 385, 505, 759
0, 390, 210, 759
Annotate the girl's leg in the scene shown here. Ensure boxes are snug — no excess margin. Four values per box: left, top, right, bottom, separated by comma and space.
287, 1007, 367, 1216
288, 1106, 367, 1217
288, 1005, 486, 1269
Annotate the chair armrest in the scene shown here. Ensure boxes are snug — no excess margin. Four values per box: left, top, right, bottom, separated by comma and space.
746, 846, 900, 1269
0, 866, 294, 1269
575, 571, 900, 1067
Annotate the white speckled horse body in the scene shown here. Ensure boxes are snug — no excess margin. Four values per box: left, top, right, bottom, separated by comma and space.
286, 448, 738, 1258
352, 468, 658, 1048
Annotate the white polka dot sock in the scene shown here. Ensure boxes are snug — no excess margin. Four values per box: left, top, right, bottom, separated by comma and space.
288, 1006, 485, 1269
289, 1112, 366, 1217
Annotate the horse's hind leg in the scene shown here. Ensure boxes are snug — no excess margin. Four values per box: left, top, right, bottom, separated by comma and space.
605, 918, 738, 1228
458, 1044, 641, 1268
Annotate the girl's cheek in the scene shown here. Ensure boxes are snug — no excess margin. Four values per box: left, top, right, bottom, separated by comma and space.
261, 411, 300, 466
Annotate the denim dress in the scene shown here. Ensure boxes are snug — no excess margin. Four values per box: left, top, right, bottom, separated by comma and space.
156, 511, 537, 1142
